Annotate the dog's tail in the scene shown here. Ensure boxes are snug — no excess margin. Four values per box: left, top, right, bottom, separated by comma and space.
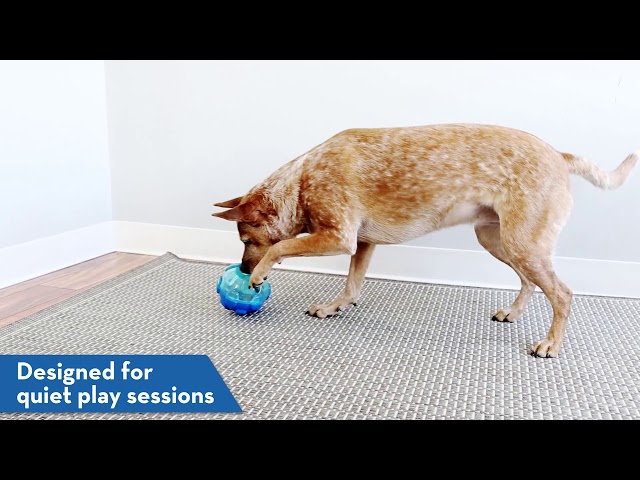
562, 151, 638, 190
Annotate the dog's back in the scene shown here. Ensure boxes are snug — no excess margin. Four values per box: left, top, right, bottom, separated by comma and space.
291, 123, 637, 244
296, 124, 564, 243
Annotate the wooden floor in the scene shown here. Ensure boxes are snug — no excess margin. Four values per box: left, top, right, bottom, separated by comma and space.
0, 252, 157, 328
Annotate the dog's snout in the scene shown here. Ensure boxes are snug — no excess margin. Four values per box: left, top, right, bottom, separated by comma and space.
239, 262, 250, 274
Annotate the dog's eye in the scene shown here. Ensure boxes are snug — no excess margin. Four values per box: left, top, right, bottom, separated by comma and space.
242, 239, 252, 245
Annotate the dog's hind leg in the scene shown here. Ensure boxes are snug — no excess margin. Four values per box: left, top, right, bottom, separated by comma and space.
508, 252, 573, 358
498, 185, 574, 358
308, 242, 376, 318
475, 220, 536, 322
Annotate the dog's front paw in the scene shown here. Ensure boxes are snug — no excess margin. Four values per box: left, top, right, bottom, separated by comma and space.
248, 272, 265, 291
248, 261, 272, 291
307, 299, 355, 318
531, 338, 560, 358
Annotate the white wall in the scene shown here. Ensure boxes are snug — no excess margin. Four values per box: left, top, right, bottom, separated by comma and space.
106, 60, 640, 264
0, 60, 113, 288
2, 60, 634, 294
100, 61, 640, 297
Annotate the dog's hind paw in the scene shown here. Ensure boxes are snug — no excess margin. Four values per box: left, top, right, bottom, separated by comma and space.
491, 309, 514, 322
531, 339, 560, 358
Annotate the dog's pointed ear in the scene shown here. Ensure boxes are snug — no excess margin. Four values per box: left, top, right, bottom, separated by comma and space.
212, 202, 267, 223
213, 196, 244, 208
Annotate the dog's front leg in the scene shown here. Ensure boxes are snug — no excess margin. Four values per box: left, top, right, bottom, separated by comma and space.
308, 242, 376, 318
248, 232, 356, 290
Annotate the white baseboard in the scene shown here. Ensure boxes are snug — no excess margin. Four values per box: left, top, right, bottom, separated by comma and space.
6, 220, 636, 299
0, 222, 115, 290
114, 221, 640, 299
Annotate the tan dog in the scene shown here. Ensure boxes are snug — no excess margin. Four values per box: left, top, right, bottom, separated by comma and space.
213, 124, 637, 358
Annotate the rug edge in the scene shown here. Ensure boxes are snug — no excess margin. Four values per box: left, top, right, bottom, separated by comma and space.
0, 252, 182, 339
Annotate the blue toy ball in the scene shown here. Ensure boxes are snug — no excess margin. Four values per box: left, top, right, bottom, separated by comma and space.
216, 264, 271, 315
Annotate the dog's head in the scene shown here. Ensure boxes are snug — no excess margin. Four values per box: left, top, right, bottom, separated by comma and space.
212, 194, 281, 274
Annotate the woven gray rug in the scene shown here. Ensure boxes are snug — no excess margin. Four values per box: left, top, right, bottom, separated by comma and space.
1, 252, 638, 420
